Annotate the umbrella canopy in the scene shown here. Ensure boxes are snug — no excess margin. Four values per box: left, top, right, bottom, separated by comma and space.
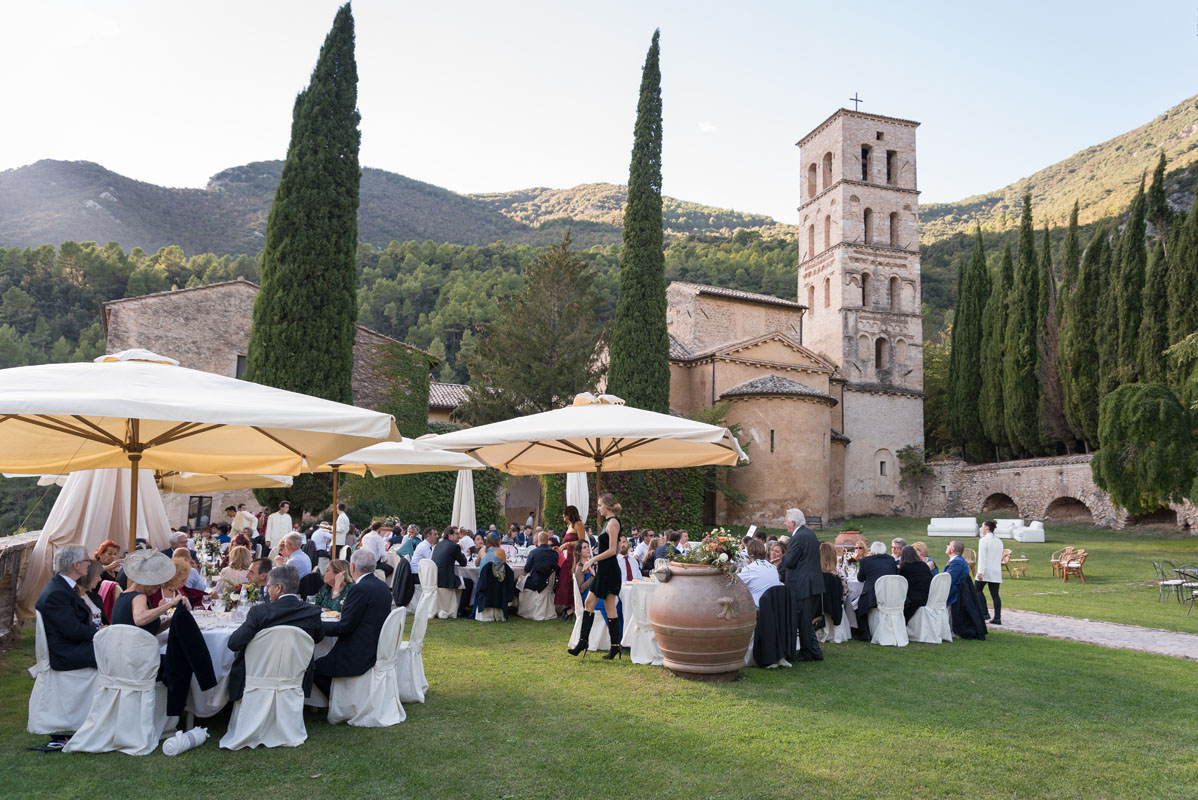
422, 393, 747, 475
451, 469, 476, 531
7, 471, 293, 493
566, 472, 590, 525
318, 439, 484, 476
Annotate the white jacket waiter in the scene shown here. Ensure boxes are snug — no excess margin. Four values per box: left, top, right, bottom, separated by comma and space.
974, 520, 1004, 625
265, 501, 293, 547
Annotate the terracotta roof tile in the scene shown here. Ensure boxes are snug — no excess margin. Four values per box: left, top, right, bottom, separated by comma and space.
719, 374, 836, 403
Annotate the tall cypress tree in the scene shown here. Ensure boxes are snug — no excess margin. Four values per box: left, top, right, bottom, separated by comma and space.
1145, 151, 1172, 253
1139, 239, 1170, 383
1056, 203, 1081, 439
1062, 223, 1109, 449
1001, 195, 1041, 456
245, 4, 360, 519
948, 226, 991, 461
980, 245, 1012, 456
1167, 195, 1198, 387
1115, 178, 1147, 384
1096, 219, 1121, 399
1037, 225, 1069, 450
607, 30, 669, 413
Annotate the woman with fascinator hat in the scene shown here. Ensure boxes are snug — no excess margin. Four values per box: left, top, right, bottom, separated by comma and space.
110, 549, 183, 635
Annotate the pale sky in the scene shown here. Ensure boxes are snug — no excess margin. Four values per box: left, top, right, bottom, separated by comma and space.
1, 0, 1195, 225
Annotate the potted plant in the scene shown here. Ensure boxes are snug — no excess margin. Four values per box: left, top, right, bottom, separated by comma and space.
833, 523, 866, 548
648, 528, 755, 681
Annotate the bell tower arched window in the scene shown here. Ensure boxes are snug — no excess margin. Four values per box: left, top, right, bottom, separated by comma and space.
822, 152, 833, 190
863, 208, 873, 245
807, 164, 817, 199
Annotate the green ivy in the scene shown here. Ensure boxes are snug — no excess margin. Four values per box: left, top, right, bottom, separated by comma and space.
540, 468, 705, 533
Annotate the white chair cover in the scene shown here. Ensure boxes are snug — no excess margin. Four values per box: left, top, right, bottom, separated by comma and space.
219, 626, 315, 750
476, 607, 505, 622
64, 625, 169, 756
435, 585, 461, 619
397, 591, 432, 704
518, 572, 556, 621
621, 585, 663, 665
329, 608, 407, 727
417, 559, 438, 619
817, 609, 853, 644
568, 574, 610, 652
868, 575, 909, 647
27, 610, 98, 734
907, 572, 952, 643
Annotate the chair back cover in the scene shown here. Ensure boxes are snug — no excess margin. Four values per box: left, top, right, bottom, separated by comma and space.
518, 571, 556, 621
28, 610, 98, 734
620, 582, 664, 665
64, 625, 167, 755
907, 571, 952, 643
397, 591, 433, 703
569, 573, 610, 651
417, 558, 438, 618
219, 625, 314, 749
328, 608, 407, 727
868, 575, 909, 647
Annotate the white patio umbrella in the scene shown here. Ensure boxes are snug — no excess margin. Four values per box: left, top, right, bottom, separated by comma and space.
7, 471, 293, 493
422, 393, 747, 517
451, 469, 476, 532
566, 472, 589, 524
0, 349, 400, 550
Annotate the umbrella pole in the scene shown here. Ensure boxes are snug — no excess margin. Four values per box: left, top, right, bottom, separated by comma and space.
128, 453, 141, 553
594, 461, 602, 529
330, 466, 340, 558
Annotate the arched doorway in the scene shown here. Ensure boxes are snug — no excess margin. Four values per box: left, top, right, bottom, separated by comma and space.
1044, 497, 1093, 523
981, 492, 1019, 516
1126, 508, 1178, 527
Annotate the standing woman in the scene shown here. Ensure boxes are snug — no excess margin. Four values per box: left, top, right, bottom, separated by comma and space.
555, 506, 586, 612
568, 494, 624, 660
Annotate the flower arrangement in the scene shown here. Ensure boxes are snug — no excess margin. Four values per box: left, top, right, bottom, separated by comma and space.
197, 538, 223, 579
221, 582, 261, 609
671, 527, 742, 580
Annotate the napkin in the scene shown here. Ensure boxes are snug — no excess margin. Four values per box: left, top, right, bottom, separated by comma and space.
163, 726, 208, 756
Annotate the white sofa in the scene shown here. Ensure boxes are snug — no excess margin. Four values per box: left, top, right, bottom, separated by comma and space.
979, 519, 1022, 539
1013, 520, 1045, 543
927, 517, 977, 537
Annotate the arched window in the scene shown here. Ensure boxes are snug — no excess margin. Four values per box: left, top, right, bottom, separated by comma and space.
896, 338, 909, 364
807, 284, 815, 312
860, 145, 872, 181
823, 215, 831, 251
863, 208, 873, 245
822, 152, 833, 189
861, 272, 871, 307
889, 276, 900, 310
823, 276, 831, 308
875, 448, 895, 494
858, 334, 871, 361
808, 225, 815, 259
886, 150, 897, 185
875, 336, 888, 370
807, 164, 817, 199
889, 211, 899, 247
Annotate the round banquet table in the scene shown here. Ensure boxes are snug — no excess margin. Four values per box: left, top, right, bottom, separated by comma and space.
618, 579, 662, 665
457, 563, 525, 607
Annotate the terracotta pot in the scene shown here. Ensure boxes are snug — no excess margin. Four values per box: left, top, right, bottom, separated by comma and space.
648, 562, 755, 681
834, 531, 866, 548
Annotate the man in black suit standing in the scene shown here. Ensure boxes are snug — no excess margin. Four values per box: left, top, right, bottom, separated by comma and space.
226, 564, 323, 702
34, 545, 97, 671
521, 531, 558, 593
778, 508, 823, 662
855, 540, 899, 640
314, 549, 392, 701
432, 526, 473, 617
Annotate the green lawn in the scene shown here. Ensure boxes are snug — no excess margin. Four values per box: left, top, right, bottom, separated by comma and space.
4, 612, 1198, 799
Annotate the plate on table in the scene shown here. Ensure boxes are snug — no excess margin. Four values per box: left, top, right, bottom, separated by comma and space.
321, 610, 341, 620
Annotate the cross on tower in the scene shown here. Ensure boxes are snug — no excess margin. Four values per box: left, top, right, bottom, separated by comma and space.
849, 93, 863, 111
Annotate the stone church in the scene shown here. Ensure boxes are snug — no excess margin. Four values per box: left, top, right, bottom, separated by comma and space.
670, 108, 925, 527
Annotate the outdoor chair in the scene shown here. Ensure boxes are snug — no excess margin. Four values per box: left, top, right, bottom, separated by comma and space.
329, 608, 406, 728
964, 548, 977, 577
220, 625, 315, 749
416, 559, 439, 620
517, 571, 556, 621
1062, 549, 1088, 583
1050, 547, 1074, 578
1154, 561, 1185, 603
1001, 548, 1013, 578
868, 575, 909, 647
396, 592, 432, 704
907, 571, 952, 643
27, 611, 98, 734
568, 573, 611, 654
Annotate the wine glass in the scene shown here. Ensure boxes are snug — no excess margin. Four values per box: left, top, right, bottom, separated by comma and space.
212, 596, 225, 616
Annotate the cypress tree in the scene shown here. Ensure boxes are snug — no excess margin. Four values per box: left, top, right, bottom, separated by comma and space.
947, 226, 991, 461
607, 30, 670, 413
1145, 151, 1172, 251
1138, 240, 1170, 382
1167, 195, 1198, 386
246, 3, 359, 405
1001, 195, 1041, 456
1056, 203, 1081, 439
979, 245, 1013, 456
1067, 223, 1112, 447
1096, 220, 1121, 399
1037, 225, 1069, 450
1115, 178, 1147, 384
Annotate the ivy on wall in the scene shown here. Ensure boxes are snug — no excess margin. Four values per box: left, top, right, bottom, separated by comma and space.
541, 468, 705, 533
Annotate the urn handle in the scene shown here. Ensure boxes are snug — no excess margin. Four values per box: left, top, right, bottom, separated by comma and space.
716, 596, 738, 619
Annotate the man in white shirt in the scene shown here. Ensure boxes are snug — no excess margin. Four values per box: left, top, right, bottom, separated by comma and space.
275, 532, 312, 578
675, 530, 692, 554
616, 537, 641, 581
737, 539, 782, 606
633, 530, 652, 565
974, 520, 1004, 625
410, 528, 438, 578
335, 503, 351, 544
359, 522, 388, 563
232, 503, 258, 535
265, 501, 293, 548
312, 521, 333, 557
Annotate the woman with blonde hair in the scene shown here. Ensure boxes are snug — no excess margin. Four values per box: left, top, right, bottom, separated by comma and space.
911, 541, 938, 575
213, 545, 252, 595
568, 493, 624, 660
314, 558, 351, 611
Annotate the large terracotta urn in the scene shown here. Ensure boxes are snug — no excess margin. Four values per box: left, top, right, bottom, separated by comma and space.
649, 562, 756, 680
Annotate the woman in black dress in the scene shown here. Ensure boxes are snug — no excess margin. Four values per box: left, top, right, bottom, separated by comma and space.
897, 545, 933, 622
110, 550, 181, 635
567, 493, 624, 660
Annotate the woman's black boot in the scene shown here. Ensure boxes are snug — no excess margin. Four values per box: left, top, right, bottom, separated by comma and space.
568, 611, 594, 656
602, 618, 623, 660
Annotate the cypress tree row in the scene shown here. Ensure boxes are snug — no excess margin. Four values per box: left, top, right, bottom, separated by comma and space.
1114, 179, 1147, 384
1095, 221, 1121, 399
1138, 240, 1170, 383
1063, 222, 1111, 449
607, 30, 670, 413
947, 226, 991, 461
1145, 151, 1172, 251
1167, 196, 1198, 387
979, 245, 1013, 456
1056, 203, 1081, 440
1036, 225, 1070, 450
1001, 195, 1041, 456
246, 3, 360, 405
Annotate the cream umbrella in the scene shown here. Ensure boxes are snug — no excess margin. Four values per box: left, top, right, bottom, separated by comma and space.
451, 469, 476, 532
0, 350, 400, 550
7, 471, 293, 493
421, 393, 747, 518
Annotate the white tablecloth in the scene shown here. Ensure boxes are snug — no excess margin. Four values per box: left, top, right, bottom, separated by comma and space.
457, 564, 526, 607
619, 580, 662, 665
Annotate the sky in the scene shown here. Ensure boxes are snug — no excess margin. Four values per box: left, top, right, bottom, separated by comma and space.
1, 0, 1196, 225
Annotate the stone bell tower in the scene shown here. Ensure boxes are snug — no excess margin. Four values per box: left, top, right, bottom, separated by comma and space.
795, 108, 925, 515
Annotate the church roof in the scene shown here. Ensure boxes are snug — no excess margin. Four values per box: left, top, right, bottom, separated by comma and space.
831, 429, 851, 444
670, 282, 806, 311
720, 374, 837, 404
429, 381, 468, 409
668, 333, 693, 360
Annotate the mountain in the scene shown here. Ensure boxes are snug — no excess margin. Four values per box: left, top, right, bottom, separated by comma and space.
920, 94, 1198, 243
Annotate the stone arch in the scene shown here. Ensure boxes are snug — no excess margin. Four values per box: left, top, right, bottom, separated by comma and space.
981, 492, 1020, 516
860, 144, 872, 181
849, 194, 860, 220
874, 448, 895, 494
823, 215, 831, 251
822, 151, 833, 189
823, 276, 830, 307
1044, 496, 1094, 523
895, 338, 908, 364
889, 211, 899, 247
807, 225, 815, 259
874, 336, 888, 369
889, 276, 900, 310
1126, 508, 1179, 527
857, 333, 870, 361
807, 283, 815, 313
863, 208, 874, 244
902, 281, 916, 309
807, 163, 818, 199
861, 271, 871, 307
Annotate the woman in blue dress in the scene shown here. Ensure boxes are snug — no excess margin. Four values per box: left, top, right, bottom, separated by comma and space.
568, 493, 625, 660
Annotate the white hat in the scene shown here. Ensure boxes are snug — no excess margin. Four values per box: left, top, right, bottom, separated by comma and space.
123, 549, 177, 586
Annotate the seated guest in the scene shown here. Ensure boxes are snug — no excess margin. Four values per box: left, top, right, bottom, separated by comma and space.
891, 537, 907, 563
214, 545, 252, 595
769, 541, 788, 580
738, 539, 782, 607
615, 536, 641, 581
912, 541, 939, 575
154, 557, 207, 609
818, 542, 844, 629
633, 531, 652, 565
523, 532, 559, 592
639, 537, 660, 568
945, 540, 987, 639
245, 558, 273, 601
432, 526, 473, 617
396, 525, 421, 558
478, 534, 502, 567
387, 525, 405, 548
314, 549, 393, 700
275, 532, 312, 578
511, 523, 529, 547
359, 521, 388, 563
654, 530, 681, 561
35, 545, 100, 670
172, 548, 208, 592
410, 527, 438, 580
226, 564, 323, 702
315, 559, 351, 611
162, 531, 196, 562
897, 545, 933, 622
855, 540, 899, 640
676, 530, 692, 554
79, 560, 109, 626
215, 523, 232, 545
93, 540, 123, 584
312, 521, 333, 559
112, 550, 183, 635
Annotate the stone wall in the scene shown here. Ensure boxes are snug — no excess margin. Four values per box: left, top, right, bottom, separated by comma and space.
0, 532, 40, 644
917, 454, 1198, 531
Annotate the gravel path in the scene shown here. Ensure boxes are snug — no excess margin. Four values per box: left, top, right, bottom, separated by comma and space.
998, 608, 1198, 661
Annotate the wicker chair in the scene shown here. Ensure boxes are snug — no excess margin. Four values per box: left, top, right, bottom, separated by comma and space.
1001, 549, 1013, 578
964, 548, 977, 577
1062, 549, 1088, 583
1050, 547, 1074, 578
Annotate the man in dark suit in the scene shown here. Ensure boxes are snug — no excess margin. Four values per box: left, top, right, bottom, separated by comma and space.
855, 540, 899, 640
432, 526, 473, 617
34, 545, 97, 671
522, 532, 559, 593
778, 508, 823, 662
314, 549, 393, 700
226, 564, 323, 701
